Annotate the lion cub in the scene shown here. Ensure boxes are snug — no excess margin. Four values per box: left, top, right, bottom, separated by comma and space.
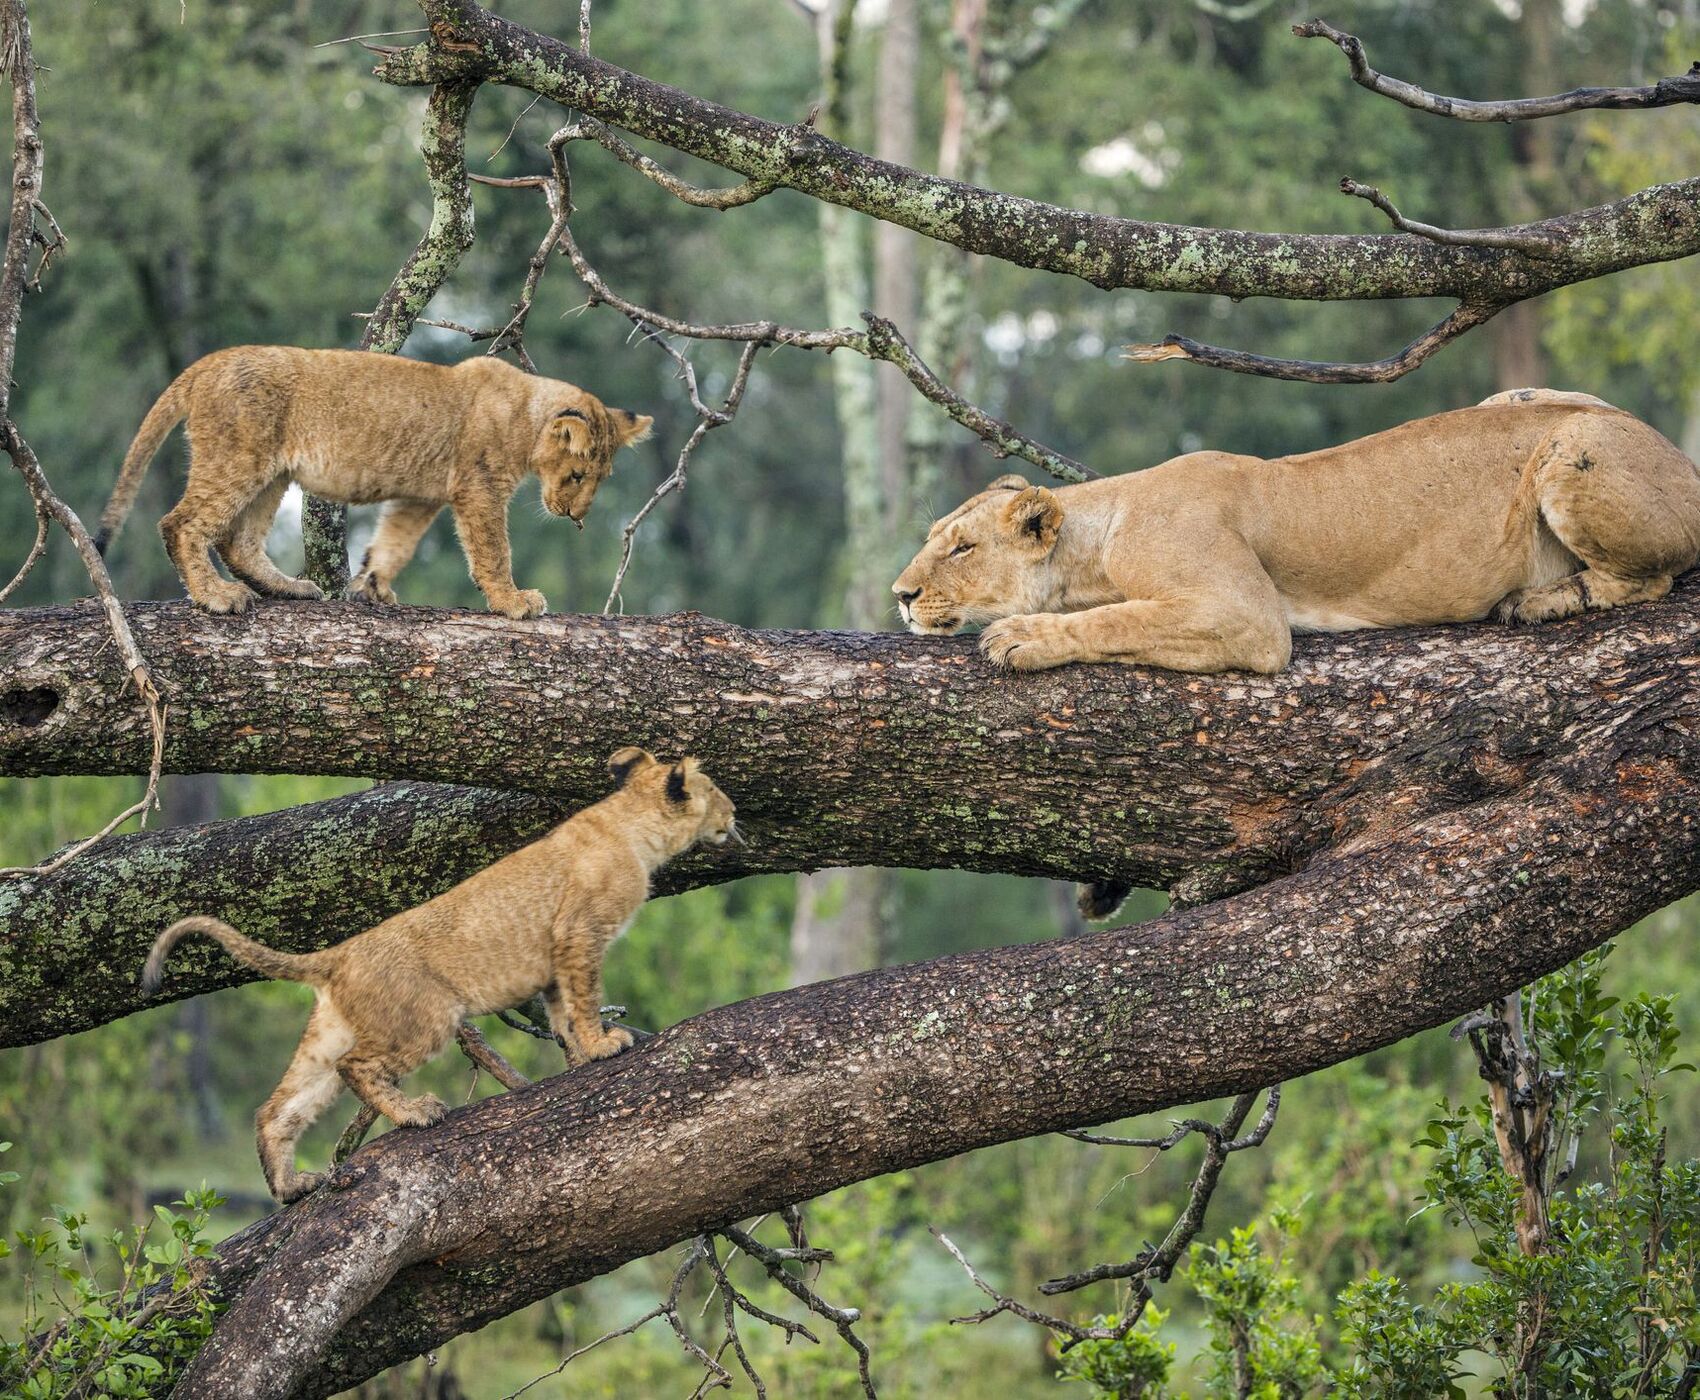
141, 748, 736, 1204
96, 346, 653, 618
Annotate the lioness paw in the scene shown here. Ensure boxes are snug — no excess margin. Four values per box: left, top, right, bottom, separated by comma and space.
980, 615, 1069, 671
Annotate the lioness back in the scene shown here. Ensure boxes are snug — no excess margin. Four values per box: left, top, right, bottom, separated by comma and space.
97, 346, 653, 619
894, 395, 1700, 674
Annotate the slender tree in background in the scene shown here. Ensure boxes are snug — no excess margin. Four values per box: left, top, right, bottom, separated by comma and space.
2, 0, 1700, 1393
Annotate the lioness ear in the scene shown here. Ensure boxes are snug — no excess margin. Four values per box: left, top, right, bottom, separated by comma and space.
616, 410, 654, 447
665, 763, 689, 805
926, 474, 1032, 539
1001, 486, 1063, 552
608, 746, 656, 788
987, 473, 1029, 492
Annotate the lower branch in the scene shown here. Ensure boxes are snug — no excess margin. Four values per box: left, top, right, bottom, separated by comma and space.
162, 720, 1700, 1396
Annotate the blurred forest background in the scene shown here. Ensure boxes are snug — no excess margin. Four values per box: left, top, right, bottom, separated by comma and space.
3, 0, 1700, 1394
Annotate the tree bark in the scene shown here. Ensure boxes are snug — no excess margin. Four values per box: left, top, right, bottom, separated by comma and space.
6, 584, 1700, 1046
167, 684, 1700, 1396
369, 1, 1700, 303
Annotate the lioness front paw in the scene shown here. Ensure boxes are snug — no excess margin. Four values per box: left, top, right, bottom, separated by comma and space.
980, 615, 1071, 671
493, 589, 548, 620
581, 1026, 634, 1062
347, 572, 397, 606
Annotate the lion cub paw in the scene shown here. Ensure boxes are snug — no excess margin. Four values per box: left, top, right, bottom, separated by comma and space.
493, 589, 548, 620
194, 580, 259, 615
277, 1170, 325, 1205
582, 1026, 635, 1062
396, 1093, 448, 1128
347, 572, 398, 606
980, 615, 1070, 671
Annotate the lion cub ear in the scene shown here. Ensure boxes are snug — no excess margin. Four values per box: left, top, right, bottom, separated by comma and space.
665, 763, 689, 805
615, 410, 655, 447
1000, 485, 1063, 552
608, 746, 657, 788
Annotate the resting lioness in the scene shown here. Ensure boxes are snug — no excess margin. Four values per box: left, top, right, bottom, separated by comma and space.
96, 346, 653, 618
141, 747, 737, 1203
893, 390, 1700, 673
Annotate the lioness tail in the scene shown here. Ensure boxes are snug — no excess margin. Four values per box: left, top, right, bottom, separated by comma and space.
96, 366, 199, 555
141, 916, 324, 996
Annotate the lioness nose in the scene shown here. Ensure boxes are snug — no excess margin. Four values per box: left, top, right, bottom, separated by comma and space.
894, 585, 921, 604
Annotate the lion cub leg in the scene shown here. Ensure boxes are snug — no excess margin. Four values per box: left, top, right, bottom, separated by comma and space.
217, 475, 324, 601
336, 1055, 449, 1129
350, 499, 442, 606
255, 1003, 354, 1204
450, 487, 546, 620
160, 448, 271, 614
545, 921, 632, 1063
1498, 414, 1700, 626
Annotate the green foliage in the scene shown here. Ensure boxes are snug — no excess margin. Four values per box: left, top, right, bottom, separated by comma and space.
0, 1149, 222, 1398
1056, 1310, 1175, 1400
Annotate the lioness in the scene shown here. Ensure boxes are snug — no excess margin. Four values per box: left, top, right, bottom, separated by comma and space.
893, 391, 1700, 673
96, 346, 653, 618
141, 747, 736, 1204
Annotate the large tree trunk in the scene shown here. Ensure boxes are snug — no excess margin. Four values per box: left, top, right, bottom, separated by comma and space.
5, 586, 1699, 1048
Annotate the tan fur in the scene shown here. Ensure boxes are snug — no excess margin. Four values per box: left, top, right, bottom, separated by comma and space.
141, 749, 736, 1204
97, 346, 654, 619
893, 394, 1700, 673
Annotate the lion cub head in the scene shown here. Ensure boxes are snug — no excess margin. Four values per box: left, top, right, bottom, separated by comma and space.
891, 474, 1064, 635
533, 394, 655, 525
607, 746, 740, 847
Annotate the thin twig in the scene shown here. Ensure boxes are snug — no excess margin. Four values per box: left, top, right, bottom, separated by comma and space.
0, 488, 47, 603
1124, 303, 1501, 384
311, 27, 425, 49
1296, 19, 1700, 121
1340, 178, 1561, 256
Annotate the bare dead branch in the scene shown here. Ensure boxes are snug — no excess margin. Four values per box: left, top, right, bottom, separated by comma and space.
1124, 302, 1501, 385
1296, 19, 1700, 122
0, 485, 47, 604
1340, 178, 1562, 256
567, 115, 780, 210
931, 1088, 1279, 1351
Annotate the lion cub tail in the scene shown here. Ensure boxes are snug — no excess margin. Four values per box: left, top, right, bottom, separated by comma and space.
95, 367, 197, 555
141, 916, 324, 997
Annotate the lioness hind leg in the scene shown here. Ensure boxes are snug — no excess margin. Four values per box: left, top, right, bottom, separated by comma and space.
217, 475, 323, 601
1503, 411, 1700, 626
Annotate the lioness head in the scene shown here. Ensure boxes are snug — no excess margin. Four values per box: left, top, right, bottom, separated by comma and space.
533, 397, 654, 525
891, 474, 1064, 634
607, 746, 740, 846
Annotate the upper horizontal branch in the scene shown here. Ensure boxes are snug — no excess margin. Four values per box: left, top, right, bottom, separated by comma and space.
7, 584, 1700, 1045
1296, 19, 1700, 123
371, 2, 1700, 302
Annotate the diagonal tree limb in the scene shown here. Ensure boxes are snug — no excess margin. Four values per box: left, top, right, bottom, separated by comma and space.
1295, 19, 1700, 123
161, 713, 1700, 1396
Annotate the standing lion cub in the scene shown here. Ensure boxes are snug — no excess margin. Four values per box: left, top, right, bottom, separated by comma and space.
96, 346, 653, 618
141, 748, 736, 1204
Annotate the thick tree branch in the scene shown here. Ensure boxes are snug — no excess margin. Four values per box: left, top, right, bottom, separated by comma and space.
1296, 19, 1700, 122
162, 704, 1700, 1396
364, 3, 1700, 304
7, 581, 1700, 1045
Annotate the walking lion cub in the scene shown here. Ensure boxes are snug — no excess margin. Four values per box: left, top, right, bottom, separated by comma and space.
141, 748, 736, 1204
893, 390, 1700, 673
96, 346, 653, 618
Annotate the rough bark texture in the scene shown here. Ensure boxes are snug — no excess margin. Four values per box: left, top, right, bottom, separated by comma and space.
172, 680, 1700, 1395
6, 582, 1700, 1046
369, 1, 1700, 303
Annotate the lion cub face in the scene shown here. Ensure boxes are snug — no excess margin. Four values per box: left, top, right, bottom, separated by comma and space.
608, 746, 740, 846
892, 475, 1064, 634
532, 397, 655, 524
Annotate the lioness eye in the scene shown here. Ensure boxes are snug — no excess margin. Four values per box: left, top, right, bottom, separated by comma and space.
949, 541, 975, 557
